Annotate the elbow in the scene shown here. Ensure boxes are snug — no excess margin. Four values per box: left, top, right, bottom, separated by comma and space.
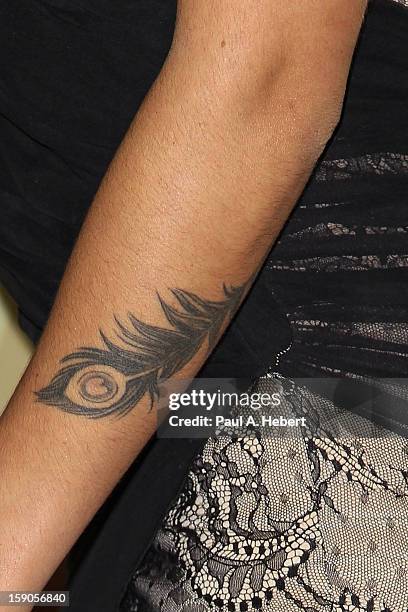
234, 69, 344, 169
239, 51, 346, 151
166, 0, 362, 160
162, 42, 345, 168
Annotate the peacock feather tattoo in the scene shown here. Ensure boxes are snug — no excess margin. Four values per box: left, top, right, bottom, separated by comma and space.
36, 283, 246, 419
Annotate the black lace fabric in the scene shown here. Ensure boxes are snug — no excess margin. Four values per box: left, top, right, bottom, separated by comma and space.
121, 375, 408, 612
120, 158, 408, 612
267, 152, 408, 389
120, 2, 408, 610
120, 153, 408, 612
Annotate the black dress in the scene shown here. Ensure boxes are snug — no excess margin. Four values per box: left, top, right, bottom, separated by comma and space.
0, 1, 407, 610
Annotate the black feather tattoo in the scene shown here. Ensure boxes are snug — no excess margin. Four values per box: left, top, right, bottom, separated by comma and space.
36, 283, 246, 419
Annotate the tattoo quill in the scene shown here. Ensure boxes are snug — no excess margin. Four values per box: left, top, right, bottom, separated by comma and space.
36, 284, 245, 419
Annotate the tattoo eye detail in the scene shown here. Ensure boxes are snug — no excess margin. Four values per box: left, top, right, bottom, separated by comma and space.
36, 283, 246, 419
64, 365, 127, 409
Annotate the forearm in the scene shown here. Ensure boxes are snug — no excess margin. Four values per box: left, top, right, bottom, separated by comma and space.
0, 1, 366, 601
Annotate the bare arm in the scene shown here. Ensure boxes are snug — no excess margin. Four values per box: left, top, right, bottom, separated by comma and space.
0, 0, 366, 604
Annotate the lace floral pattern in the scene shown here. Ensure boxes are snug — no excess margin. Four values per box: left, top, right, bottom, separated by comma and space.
121, 143, 408, 611
315, 154, 408, 182
122, 376, 408, 611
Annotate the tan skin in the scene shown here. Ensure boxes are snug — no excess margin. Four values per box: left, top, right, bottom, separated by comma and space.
0, 1, 367, 609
